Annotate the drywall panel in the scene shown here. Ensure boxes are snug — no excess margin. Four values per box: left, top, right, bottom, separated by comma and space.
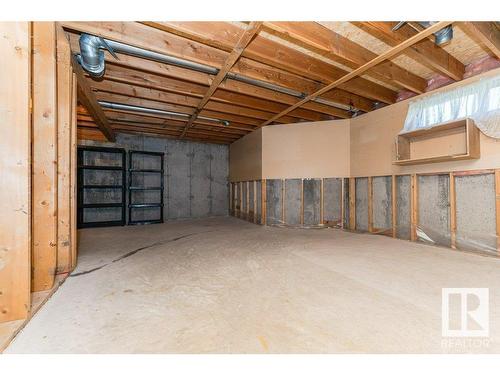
418, 174, 450, 247
229, 128, 262, 182
303, 179, 321, 225
284, 179, 302, 225
456, 173, 497, 254
262, 120, 350, 179
396, 175, 411, 240
355, 178, 369, 231
350, 68, 500, 177
266, 179, 283, 225
373, 176, 392, 231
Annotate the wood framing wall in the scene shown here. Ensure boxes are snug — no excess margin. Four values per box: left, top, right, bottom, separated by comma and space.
0, 22, 78, 324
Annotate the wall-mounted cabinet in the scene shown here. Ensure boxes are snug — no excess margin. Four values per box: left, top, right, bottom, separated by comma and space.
394, 118, 480, 166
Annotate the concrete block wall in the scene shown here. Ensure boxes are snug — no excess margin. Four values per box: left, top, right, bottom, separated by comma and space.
79, 133, 229, 223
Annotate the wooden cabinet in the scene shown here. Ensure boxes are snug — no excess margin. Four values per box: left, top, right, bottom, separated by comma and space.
394, 118, 480, 165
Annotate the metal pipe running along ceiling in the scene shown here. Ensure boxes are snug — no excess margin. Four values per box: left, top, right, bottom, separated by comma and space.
99, 101, 230, 126
77, 33, 355, 113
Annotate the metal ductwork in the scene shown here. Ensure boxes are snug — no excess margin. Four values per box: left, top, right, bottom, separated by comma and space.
98, 101, 230, 126
392, 22, 453, 46
79, 34, 352, 111
77, 34, 119, 77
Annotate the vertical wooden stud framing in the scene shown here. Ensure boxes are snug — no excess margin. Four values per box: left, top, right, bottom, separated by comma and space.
349, 177, 356, 230
320, 178, 324, 225
229, 182, 233, 216
32, 22, 58, 292
410, 174, 418, 242
246, 181, 250, 221
391, 175, 397, 238
253, 180, 257, 224
69, 72, 78, 271
495, 170, 500, 254
55, 26, 72, 274
300, 179, 304, 225
368, 176, 373, 233
341, 178, 345, 229
449, 173, 457, 250
239, 181, 243, 219
0, 22, 31, 322
261, 179, 267, 225
281, 179, 285, 224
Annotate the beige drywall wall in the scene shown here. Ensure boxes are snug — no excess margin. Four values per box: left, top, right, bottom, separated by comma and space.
261, 120, 350, 179
350, 67, 500, 177
229, 128, 262, 181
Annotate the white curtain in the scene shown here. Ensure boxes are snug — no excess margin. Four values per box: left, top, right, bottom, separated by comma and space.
402, 74, 500, 139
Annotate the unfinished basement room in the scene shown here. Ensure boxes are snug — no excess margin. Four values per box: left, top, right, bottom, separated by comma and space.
2, 11, 500, 361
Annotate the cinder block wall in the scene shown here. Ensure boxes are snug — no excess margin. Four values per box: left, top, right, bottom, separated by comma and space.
79, 133, 229, 223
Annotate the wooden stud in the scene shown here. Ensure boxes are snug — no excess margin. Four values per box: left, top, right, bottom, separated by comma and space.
320, 178, 324, 225
32, 22, 58, 292
368, 176, 374, 233
410, 174, 418, 241
0, 22, 31, 322
70, 72, 78, 271
261, 179, 267, 225
229, 182, 233, 215
246, 181, 250, 221
341, 178, 345, 229
449, 172, 457, 250
391, 175, 397, 238
239, 181, 243, 219
253, 180, 257, 224
55, 26, 72, 274
281, 179, 285, 224
349, 177, 356, 230
495, 170, 500, 254
300, 179, 305, 226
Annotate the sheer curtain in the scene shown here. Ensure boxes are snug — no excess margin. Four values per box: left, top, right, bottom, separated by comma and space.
402, 74, 500, 139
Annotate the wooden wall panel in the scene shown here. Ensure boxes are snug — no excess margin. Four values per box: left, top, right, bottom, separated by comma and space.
32, 22, 58, 292
0, 22, 32, 322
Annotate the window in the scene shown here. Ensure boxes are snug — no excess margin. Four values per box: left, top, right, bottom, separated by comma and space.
402, 74, 500, 139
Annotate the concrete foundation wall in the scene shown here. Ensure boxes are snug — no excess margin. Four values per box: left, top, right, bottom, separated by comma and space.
284, 179, 302, 225
396, 175, 411, 240
79, 133, 229, 223
266, 179, 283, 225
373, 176, 392, 231
303, 179, 321, 225
355, 178, 368, 232
323, 178, 342, 224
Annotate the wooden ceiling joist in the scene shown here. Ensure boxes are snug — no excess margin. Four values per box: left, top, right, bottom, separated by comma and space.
180, 21, 263, 138
461, 22, 500, 59
259, 22, 453, 126
353, 21, 465, 81
142, 21, 398, 104
262, 21, 427, 94
71, 55, 116, 141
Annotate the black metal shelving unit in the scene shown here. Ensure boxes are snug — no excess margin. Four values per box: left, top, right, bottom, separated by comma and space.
77, 146, 126, 228
128, 150, 164, 225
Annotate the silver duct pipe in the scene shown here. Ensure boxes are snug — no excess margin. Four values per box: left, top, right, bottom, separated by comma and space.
98, 101, 230, 126
392, 22, 453, 46
77, 34, 118, 77
79, 35, 352, 111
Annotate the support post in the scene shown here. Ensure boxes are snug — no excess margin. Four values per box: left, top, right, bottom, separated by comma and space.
349, 177, 356, 230
410, 174, 418, 241
261, 179, 267, 225
392, 175, 397, 238
368, 176, 373, 233
449, 173, 457, 249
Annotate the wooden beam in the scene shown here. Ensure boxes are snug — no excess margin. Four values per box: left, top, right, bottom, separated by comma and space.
391, 175, 397, 239
259, 22, 453, 126
0, 22, 31, 322
353, 22, 464, 81
495, 170, 500, 254
56, 26, 73, 274
461, 22, 500, 59
410, 174, 418, 242
449, 172, 457, 250
180, 22, 263, 137
264, 22, 427, 94
64, 24, 368, 114
32, 22, 58, 292
70, 55, 115, 141
142, 21, 397, 104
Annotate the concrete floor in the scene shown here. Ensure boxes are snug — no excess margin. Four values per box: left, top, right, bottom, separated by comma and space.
6, 217, 500, 353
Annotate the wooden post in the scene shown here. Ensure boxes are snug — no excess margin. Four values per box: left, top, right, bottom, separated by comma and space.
341, 178, 345, 229
253, 181, 257, 224
229, 182, 233, 215
449, 173, 457, 249
368, 176, 373, 233
55, 26, 72, 274
391, 175, 397, 238
239, 181, 243, 219
0, 22, 31, 322
281, 179, 285, 224
70, 72, 78, 271
261, 179, 267, 225
246, 181, 250, 221
495, 170, 500, 254
300, 179, 304, 225
349, 177, 356, 230
32, 22, 58, 292
410, 174, 418, 241
320, 178, 324, 225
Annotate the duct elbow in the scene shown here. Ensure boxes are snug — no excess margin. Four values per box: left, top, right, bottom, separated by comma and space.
77, 34, 107, 77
